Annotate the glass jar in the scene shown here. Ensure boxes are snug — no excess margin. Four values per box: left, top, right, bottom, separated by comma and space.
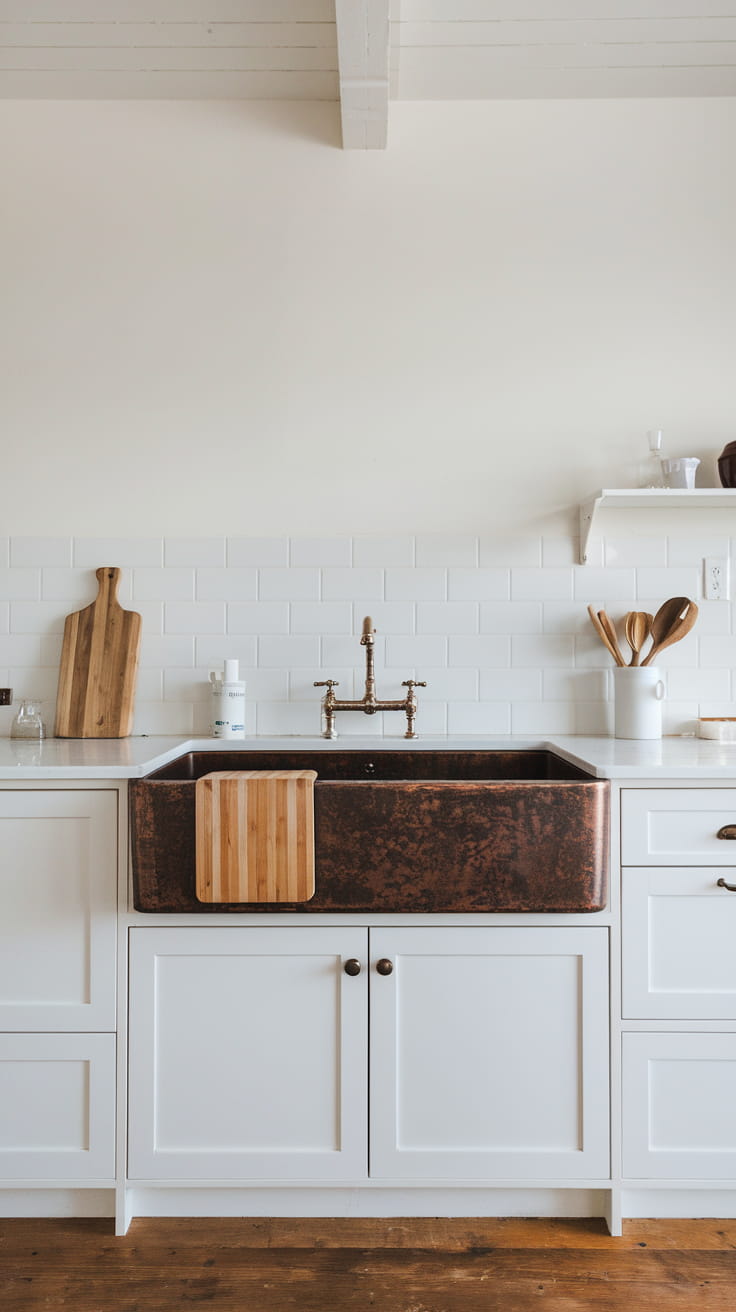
10, 699, 46, 740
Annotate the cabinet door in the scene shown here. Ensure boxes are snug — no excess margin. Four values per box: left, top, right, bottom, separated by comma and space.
0, 790, 117, 1032
623, 1033, 736, 1179
370, 927, 609, 1180
623, 867, 736, 1019
128, 927, 367, 1181
0, 1033, 115, 1180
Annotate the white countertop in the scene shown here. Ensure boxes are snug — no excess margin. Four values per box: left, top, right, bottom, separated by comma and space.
1, 733, 736, 780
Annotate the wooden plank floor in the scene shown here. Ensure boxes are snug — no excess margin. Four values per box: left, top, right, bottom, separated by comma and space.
2, 1217, 736, 1311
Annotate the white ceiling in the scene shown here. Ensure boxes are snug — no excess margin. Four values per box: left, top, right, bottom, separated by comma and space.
2, 1, 736, 148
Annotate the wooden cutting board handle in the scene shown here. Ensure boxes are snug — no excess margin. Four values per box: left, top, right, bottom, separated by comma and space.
55, 566, 142, 739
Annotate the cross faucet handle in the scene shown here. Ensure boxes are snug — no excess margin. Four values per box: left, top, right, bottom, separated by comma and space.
314, 679, 340, 688
402, 679, 427, 689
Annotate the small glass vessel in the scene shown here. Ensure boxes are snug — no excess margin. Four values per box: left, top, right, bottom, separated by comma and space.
10, 699, 46, 740
641, 429, 665, 488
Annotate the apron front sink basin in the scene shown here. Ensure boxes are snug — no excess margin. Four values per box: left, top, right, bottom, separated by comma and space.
130, 749, 609, 914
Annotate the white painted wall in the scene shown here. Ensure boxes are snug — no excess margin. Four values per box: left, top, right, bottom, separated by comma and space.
3, 98, 735, 538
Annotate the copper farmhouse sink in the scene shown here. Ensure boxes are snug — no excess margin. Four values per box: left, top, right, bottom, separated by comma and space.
129, 749, 609, 914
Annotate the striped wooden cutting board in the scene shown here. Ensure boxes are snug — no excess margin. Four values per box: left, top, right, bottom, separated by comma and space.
195, 770, 317, 904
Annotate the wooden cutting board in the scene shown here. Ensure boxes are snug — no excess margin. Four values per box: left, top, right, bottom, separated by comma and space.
196, 770, 317, 903
54, 566, 142, 738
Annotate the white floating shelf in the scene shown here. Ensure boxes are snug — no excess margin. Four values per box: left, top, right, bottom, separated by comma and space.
579, 488, 736, 564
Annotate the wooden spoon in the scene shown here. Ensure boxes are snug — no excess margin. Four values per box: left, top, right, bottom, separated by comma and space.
587, 605, 625, 666
624, 611, 653, 666
642, 597, 698, 666
598, 609, 627, 667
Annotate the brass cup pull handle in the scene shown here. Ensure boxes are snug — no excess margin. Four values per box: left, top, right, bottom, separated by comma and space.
717, 825, 736, 840
343, 958, 361, 976
717, 878, 736, 893
376, 958, 394, 976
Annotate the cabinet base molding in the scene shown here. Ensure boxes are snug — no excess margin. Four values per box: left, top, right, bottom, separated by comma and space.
0, 1188, 115, 1218
622, 1187, 736, 1220
117, 1186, 612, 1235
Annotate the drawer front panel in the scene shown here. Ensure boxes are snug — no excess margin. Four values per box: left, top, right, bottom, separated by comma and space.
622, 867, 736, 1019
623, 1033, 736, 1179
622, 789, 736, 866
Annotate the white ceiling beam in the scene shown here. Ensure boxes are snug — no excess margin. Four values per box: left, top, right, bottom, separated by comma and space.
335, 0, 390, 149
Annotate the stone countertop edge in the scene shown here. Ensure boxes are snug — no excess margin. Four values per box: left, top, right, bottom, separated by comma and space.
0, 733, 736, 780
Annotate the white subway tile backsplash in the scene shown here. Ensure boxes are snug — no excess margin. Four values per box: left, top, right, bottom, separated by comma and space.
416, 602, 478, 635
259, 568, 320, 601
165, 538, 226, 567
195, 569, 257, 601
384, 635, 447, 669
165, 602, 225, 635
636, 566, 701, 601
449, 635, 510, 667
227, 602, 289, 635
0, 569, 40, 601
11, 537, 72, 567
479, 669, 542, 701
666, 667, 731, 700
511, 634, 575, 667
480, 537, 542, 567
353, 537, 414, 568
480, 602, 542, 634
604, 536, 667, 568
290, 537, 351, 567
9, 602, 65, 635
134, 568, 195, 602
449, 568, 508, 602
228, 538, 289, 568
323, 568, 383, 601
139, 635, 195, 667
386, 568, 444, 602
41, 568, 105, 603
415, 536, 477, 568
512, 568, 572, 602
259, 635, 320, 668
291, 602, 352, 635
418, 668, 478, 701
512, 701, 576, 734
572, 567, 637, 602
448, 702, 511, 734
195, 636, 257, 669
3, 533, 733, 741
74, 538, 162, 567
7, 666, 58, 703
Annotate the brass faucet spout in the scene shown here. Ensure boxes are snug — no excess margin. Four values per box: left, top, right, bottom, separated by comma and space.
314, 618, 426, 739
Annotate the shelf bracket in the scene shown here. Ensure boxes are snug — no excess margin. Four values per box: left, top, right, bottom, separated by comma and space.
579, 495, 602, 565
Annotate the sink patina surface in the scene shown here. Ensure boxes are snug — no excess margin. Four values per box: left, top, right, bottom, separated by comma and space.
130, 749, 609, 914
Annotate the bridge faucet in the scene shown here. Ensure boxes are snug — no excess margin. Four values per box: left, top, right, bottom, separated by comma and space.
314, 616, 427, 739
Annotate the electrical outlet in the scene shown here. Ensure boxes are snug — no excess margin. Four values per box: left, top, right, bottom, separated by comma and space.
704, 557, 730, 601
0, 688, 12, 706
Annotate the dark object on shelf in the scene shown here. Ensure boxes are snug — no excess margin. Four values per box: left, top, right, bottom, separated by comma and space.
717, 442, 736, 487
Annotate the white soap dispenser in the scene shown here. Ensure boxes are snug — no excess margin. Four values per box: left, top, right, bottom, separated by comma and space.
210, 659, 246, 740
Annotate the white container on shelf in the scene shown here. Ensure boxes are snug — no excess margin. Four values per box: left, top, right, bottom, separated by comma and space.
613, 666, 665, 740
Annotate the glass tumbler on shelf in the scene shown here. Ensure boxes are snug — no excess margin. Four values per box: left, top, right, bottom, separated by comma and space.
641, 429, 664, 488
10, 699, 46, 740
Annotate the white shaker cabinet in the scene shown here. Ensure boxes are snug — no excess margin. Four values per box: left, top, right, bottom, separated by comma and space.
0, 789, 118, 1186
128, 924, 609, 1186
621, 788, 736, 1188
127, 926, 369, 1181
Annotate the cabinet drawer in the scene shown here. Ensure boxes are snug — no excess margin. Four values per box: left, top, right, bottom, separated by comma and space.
0, 1033, 115, 1181
622, 867, 736, 1019
621, 789, 736, 866
623, 1033, 736, 1179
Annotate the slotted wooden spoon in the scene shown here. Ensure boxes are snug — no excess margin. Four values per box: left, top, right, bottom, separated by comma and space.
642, 597, 698, 666
624, 611, 653, 666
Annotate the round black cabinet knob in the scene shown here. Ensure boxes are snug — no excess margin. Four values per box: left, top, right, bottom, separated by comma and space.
343, 958, 361, 976
376, 958, 394, 976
